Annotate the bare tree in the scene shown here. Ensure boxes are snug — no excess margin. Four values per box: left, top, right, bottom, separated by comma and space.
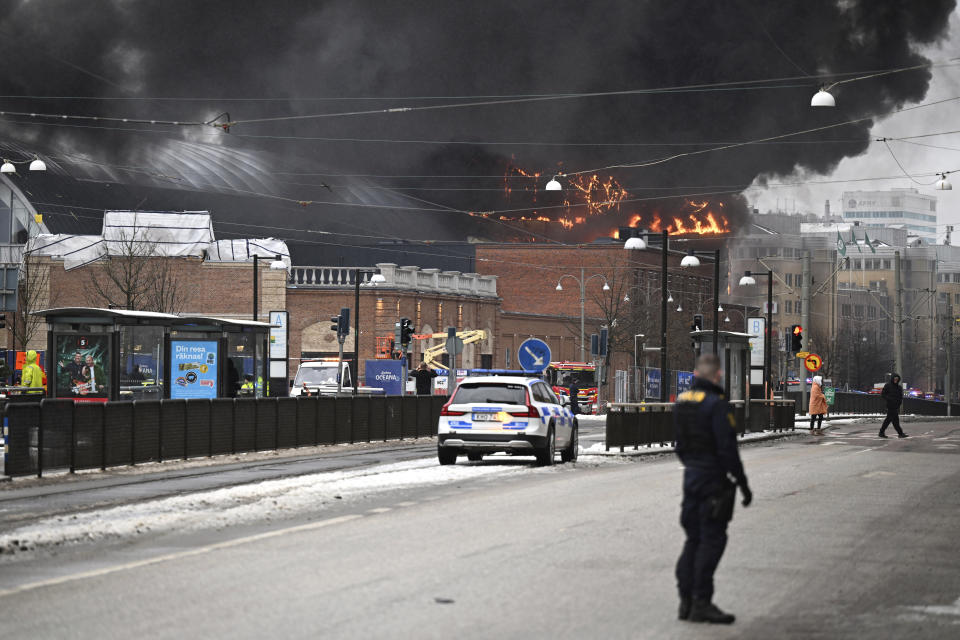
86, 218, 186, 313
12, 249, 52, 350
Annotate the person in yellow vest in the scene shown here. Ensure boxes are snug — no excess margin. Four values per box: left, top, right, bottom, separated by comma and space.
240, 375, 255, 396
20, 350, 46, 395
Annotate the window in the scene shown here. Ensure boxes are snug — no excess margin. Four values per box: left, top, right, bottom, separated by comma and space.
785, 273, 792, 287
453, 383, 527, 405
868, 306, 877, 318
854, 305, 864, 318
883, 260, 891, 269
795, 300, 802, 315
842, 304, 852, 317
785, 300, 792, 314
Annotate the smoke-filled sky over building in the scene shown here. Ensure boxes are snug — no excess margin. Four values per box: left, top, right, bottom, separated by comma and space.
0, 0, 957, 243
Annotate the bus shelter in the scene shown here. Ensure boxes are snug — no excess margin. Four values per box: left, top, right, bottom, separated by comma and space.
37, 308, 272, 402
690, 330, 751, 403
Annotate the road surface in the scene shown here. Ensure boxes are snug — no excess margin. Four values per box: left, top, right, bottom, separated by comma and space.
0, 419, 958, 639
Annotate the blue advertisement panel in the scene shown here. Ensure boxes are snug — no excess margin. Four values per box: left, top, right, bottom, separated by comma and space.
364, 359, 406, 395
676, 371, 694, 394
171, 341, 219, 399
645, 369, 661, 399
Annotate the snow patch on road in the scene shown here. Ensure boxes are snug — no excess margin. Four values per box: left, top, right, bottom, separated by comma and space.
0, 457, 541, 555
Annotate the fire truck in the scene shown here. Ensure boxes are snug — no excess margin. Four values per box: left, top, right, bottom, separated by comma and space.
545, 361, 599, 414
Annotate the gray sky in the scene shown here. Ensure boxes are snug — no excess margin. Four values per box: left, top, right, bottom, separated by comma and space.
749, 10, 960, 241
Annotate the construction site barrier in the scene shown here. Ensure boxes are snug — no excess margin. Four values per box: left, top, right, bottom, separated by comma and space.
605, 399, 792, 452
3, 394, 447, 478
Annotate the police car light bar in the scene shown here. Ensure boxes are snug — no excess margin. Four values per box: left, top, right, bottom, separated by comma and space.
467, 369, 544, 377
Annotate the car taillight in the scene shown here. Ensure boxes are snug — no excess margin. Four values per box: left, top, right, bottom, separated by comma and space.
508, 405, 539, 418
440, 403, 466, 416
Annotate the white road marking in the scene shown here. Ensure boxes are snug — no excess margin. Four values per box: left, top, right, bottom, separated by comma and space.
395, 501, 418, 507
904, 596, 960, 617
367, 507, 392, 514
0, 514, 362, 599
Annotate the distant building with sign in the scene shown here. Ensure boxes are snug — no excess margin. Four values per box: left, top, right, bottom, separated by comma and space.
841, 188, 937, 243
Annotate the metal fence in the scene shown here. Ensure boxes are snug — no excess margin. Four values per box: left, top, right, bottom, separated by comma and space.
785, 391, 960, 416
3, 395, 447, 478
605, 399, 795, 452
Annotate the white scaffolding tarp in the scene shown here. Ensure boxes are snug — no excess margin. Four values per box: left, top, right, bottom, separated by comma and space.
25, 234, 105, 270
205, 238, 291, 270
102, 211, 214, 258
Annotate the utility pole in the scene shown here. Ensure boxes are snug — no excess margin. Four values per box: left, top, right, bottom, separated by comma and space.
800, 251, 811, 414
894, 251, 904, 376
947, 298, 952, 416
930, 270, 937, 394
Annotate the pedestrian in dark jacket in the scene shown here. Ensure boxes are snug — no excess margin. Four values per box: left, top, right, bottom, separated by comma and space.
568, 378, 581, 415
879, 373, 907, 438
411, 362, 438, 396
673, 353, 751, 625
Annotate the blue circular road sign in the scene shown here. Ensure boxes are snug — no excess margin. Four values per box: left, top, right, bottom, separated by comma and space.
517, 338, 552, 373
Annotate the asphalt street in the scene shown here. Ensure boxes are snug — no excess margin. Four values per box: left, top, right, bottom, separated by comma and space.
0, 419, 959, 639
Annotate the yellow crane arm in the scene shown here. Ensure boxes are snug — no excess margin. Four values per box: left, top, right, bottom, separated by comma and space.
421, 329, 487, 372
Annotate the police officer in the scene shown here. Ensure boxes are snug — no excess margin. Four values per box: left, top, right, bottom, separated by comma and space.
673, 353, 752, 624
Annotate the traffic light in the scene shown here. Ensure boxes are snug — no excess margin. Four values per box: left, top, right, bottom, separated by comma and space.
331, 307, 350, 342
399, 317, 414, 348
337, 307, 350, 339
692, 314, 704, 331
791, 325, 804, 352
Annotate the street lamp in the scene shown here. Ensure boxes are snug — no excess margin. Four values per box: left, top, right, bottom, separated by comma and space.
738, 269, 774, 398
352, 268, 383, 395
1, 155, 47, 173
679, 248, 722, 355
252, 253, 286, 321
624, 229, 670, 402
555, 268, 610, 362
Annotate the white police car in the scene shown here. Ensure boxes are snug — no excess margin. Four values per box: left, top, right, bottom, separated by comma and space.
437, 375, 578, 466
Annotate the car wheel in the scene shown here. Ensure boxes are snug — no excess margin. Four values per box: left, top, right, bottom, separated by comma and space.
561, 421, 578, 463
535, 424, 555, 466
438, 446, 457, 465
467, 452, 483, 462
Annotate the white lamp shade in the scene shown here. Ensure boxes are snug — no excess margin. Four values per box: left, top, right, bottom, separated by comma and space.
667, 294, 673, 303
602, 282, 610, 291
545, 177, 562, 191
29, 157, 46, 171
680, 254, 700, 268
937, 176, 953, 190
624, 294, 630, 302
717, 304, 724, 312
555, 283, 563, 291
739, 275, 757, 286
676, 304, 683, 312
0, 161, 15, 174
369, 273, 386, 283
623, 236, 646, 250
724, 316, 730, 323
810, 89, 835, 107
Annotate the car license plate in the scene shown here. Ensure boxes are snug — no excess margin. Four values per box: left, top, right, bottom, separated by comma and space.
473, 413, 499, 422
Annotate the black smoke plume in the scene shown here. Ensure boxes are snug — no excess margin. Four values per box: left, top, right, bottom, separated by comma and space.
0, 0, 954, 242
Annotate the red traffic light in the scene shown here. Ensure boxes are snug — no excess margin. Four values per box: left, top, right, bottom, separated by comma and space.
793, 325, 803, 335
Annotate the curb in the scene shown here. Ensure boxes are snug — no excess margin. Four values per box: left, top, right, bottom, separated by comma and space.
583, 429, 805, 458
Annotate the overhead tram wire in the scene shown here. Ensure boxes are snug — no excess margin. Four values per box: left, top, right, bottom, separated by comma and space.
2, 60, 957, 130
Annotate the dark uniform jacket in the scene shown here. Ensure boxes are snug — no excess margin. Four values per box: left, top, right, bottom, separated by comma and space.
674, 377, 748, 498
411, 368, 438, 395
881, 376, 903, 411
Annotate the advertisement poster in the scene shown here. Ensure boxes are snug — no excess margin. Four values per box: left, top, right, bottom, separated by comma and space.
645, 369, 661, 399
269, 311, 288, 359
365, 359, 406, 395
171, 340, 219, 399
676, 371, 694, 394
55, 335, 110, 399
